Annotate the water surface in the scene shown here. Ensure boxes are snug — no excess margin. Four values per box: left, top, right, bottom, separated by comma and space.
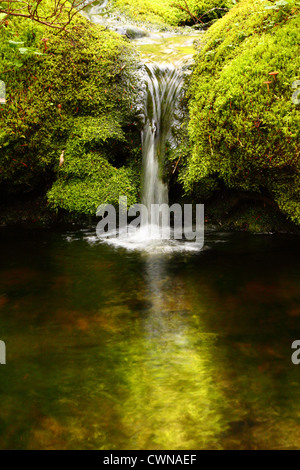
1, 227, 300, 449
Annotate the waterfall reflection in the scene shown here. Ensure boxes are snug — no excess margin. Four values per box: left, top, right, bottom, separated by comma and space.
119, 255, 229, 450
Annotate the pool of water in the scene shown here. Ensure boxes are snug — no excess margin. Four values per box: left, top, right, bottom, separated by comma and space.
1, 227, 300, 449
134, 32, 203, 64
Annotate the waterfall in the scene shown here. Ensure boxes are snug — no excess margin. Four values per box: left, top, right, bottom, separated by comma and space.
96, 61, 203, 252
89, 0, 108, 13
141, 63, 184, 220
83, 0, 109, 19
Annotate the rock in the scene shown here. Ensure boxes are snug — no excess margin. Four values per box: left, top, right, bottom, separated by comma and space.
123, 25, 149, 39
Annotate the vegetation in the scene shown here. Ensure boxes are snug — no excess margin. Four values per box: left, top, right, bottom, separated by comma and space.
0, 0, 95, 30
47, 116, 140, 214
111, 0, 235, 26
179, 0, 300, 225
1, 0, 299, 229
0, 5, 141, 216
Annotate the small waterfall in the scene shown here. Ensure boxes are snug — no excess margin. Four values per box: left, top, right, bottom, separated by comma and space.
83, 0, 109, 20
141, 63, 184, 219
88, 0, 108, 13
96, 61, 203, 252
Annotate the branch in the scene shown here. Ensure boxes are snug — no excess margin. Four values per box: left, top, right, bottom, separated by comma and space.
0, 0, 98, 30
171, 1, 229, 24
197, 7, 229, 22
171, 1, 199, 23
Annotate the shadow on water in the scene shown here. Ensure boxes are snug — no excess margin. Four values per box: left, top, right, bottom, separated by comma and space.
1, 228, 300, 449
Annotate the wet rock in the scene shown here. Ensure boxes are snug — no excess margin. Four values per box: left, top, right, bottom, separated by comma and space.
123, 25, 149, 39
113, 26, 127, 36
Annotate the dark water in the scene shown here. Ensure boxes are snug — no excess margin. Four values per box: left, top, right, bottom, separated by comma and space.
1, 227, 300, 450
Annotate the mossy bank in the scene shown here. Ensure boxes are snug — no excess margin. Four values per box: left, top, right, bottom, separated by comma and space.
0, 4, 142, 224
173, 0, 300, 231
109, 0, 234, 27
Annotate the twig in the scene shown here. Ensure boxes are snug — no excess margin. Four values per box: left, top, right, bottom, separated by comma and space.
171, 1, 229, 24
0, 0, 97, 30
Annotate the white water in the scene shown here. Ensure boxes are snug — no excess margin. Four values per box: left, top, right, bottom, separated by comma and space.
141, 63, 183, 216
83, 9, 204, 252
96, 61, 204, 253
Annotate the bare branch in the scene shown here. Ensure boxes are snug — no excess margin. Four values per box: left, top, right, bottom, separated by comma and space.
0, 0, 97, 30
171, 1, 229, 24
171, 0, 199, 23
198, 7, 229, 22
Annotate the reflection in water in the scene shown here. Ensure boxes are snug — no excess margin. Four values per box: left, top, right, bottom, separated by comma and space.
118, 256, 227, 449
1, 229, 300, 449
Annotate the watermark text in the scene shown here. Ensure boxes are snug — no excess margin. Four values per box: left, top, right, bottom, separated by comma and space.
0, 340, 6, 365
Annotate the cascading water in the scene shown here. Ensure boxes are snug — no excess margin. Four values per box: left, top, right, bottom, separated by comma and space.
81, 4, 205, 251
95, 61, 202, 252
142, 64, 183, 214
141, 63, 183, 226
85, 0, 108, 16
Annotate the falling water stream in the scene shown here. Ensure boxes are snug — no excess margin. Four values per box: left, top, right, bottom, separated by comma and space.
83, 0, 203, 251
99, 38, 203, 251
99, 55, 201, 252
97, 58, 191, 251
141, 63, 182, 212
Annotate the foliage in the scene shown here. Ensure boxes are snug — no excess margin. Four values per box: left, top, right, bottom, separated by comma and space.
0, 0, 95, 30
47, 116, 139, 214
0, 11, 141, 215
111, 0, 235, 26
182, 0, 300, 224
171, 0, 234, 25
47, 164, 138, 215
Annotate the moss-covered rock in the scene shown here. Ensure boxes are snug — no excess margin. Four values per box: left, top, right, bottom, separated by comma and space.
47, 116, 139, 214
181, 0, 300, 225
0, 5, 142, 217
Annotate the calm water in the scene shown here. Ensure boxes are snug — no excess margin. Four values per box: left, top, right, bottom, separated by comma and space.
1, 227, 300, 449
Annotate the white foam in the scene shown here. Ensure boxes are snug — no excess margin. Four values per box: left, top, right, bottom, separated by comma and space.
96, 224, 205, 254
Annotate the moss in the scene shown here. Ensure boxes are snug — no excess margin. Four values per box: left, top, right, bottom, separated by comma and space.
0, 4, 141, 217
47, 116, 139, 214
201, 190, 299, 233
182, 0, 300, 225
47, 167, 138, 215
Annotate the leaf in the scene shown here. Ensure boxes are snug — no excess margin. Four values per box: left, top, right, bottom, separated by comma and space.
292, 80, 300, 90
18, 47, 30, 55
17, 47, 43, 56
8, 40, 25, 48
275, 0, 288, 5
13, 61, 23, 68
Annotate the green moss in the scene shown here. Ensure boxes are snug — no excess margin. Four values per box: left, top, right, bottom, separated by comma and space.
47, 165, 138, 215
111, 0, 234, 26
0, 5, 141, 217
183, 0, 300, 225
47, 116, 139, 214
201, 190, 299, 233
